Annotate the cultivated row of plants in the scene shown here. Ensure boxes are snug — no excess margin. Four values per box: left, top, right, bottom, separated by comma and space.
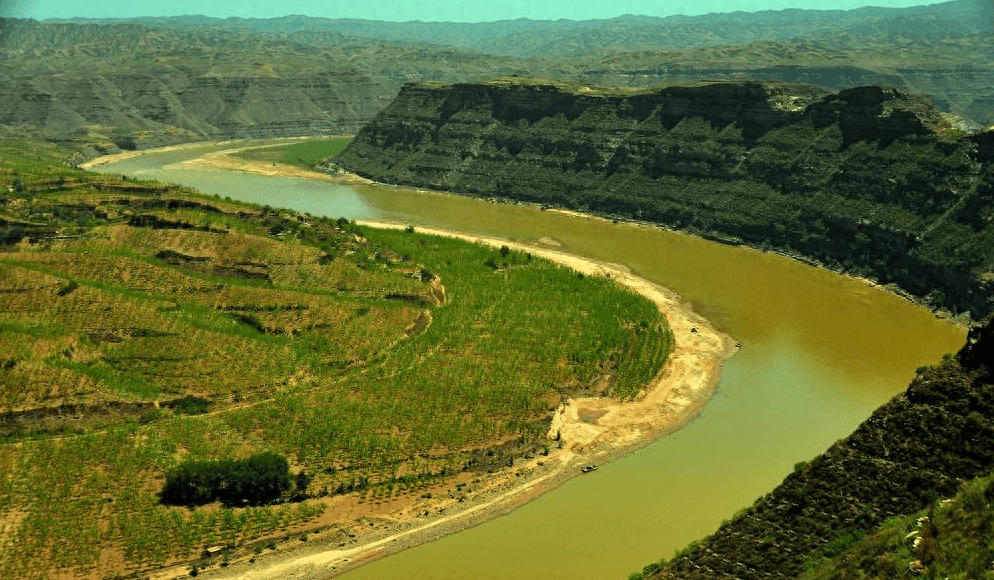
0, 138, 673, 578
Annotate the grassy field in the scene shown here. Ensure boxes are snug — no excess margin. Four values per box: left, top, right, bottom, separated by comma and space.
0, 138, 673, 578
232, 138, 352, 169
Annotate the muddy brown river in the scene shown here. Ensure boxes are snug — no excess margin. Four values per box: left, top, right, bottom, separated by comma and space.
95, 142, 966, 580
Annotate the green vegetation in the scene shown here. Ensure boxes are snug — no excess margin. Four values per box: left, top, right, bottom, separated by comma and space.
0, 138, 672, 578
798, 469, 994, 580
161, 452, 293, 507
639, 322, 994, 580
336, 82, 994, 318
233, 138, 352, 169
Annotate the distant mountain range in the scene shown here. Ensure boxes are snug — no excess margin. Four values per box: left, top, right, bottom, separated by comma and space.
33, 0, 994, 58
1, 0, 991, 154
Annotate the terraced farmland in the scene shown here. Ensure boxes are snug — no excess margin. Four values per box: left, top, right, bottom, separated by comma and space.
0, 139, 672, 578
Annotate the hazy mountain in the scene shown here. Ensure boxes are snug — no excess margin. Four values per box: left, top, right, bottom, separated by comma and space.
37, 0, 994, 58
1, 0, 991, 153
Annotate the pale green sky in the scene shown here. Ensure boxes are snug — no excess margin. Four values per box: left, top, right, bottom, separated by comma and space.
0, 0, 956, 22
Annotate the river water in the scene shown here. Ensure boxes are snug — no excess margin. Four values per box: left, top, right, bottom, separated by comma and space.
96, 143, 966, 580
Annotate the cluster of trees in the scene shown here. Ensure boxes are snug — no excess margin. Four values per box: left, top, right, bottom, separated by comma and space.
160, 452, 293, 507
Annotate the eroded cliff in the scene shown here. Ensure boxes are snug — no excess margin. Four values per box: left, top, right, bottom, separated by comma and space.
334, 79, 994, 319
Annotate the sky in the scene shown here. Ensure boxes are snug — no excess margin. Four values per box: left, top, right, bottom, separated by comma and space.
0, 0, 955, 22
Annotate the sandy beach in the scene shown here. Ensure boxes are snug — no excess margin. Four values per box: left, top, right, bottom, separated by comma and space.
90, 142, 738, 580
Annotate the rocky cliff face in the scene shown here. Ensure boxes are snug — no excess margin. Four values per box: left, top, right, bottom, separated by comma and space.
4, 13, 993, 152
335, 80, 994, 319
580, 64, 994, 129
895, 66, 994, 129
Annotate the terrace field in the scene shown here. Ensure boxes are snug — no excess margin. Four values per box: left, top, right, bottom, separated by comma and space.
0, 138, 673, 578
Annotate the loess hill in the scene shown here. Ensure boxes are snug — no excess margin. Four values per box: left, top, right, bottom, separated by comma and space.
0, 138, 672, 578
2, 0, 993, 156
332, 79, 994, 319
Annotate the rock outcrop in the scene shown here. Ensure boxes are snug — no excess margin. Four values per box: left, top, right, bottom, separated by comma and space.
4, 10, 994, 151
334, 79, 994, 319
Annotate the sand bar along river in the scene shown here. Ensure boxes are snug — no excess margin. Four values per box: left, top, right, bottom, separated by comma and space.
93, 140, 966, 580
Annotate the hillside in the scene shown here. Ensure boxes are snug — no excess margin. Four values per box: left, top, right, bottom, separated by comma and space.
332, 79, 994, 319
2, 0, 994, 154
635, 308, 994, 580
0, 138, 673, 578
0, 16, 552, 152
34, 0, 994, 60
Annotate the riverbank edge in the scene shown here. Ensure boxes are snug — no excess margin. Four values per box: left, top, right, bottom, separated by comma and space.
181, 222, 739, 580
85, 140, 739, 580
81, 138, 972, 327
335, 173, 973, 327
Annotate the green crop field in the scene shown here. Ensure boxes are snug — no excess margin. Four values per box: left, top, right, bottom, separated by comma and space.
0, 138, 673, 579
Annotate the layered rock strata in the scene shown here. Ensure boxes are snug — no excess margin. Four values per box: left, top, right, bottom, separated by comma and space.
0, 69, 391, 152
334, 80, 994, 318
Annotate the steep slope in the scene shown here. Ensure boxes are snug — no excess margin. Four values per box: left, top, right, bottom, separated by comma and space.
635, 316, 994, 580
2, 1, 994, 151
795, 465, 994, 580
0, 17, 544, 152
0, 59, 393, 152
333, 79, 994, 319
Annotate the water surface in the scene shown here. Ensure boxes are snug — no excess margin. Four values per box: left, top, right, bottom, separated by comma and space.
97, 143, 966, 580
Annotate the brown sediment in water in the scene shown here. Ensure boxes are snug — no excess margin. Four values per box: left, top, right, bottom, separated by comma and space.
175, 222, 737, 580
85, 142, 737, 580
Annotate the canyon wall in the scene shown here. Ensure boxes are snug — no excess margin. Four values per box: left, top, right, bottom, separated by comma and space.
0, 69, 391, 152
334, 80, 994, 319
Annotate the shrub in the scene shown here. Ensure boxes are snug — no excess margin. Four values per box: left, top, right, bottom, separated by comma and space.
161, 451, 292, 507
167, 395, 211, 415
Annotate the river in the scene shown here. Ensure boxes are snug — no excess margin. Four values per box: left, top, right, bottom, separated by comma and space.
94, 142, 966, 580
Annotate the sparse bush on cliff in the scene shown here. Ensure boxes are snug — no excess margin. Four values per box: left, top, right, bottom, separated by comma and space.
645, 316, 994, 580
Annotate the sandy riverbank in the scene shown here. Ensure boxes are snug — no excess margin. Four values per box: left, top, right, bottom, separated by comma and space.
175, 224, 737, 580
77, 137, 328, 171
89, 142, 738, 580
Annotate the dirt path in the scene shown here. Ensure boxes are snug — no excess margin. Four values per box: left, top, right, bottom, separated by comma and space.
86, 142, 738, 580
182, 223, 737, 580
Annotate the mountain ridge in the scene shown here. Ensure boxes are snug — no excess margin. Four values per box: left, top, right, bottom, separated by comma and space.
333, 79, 994, 319
32, 0, 993, 55
2, 0, 992, 151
